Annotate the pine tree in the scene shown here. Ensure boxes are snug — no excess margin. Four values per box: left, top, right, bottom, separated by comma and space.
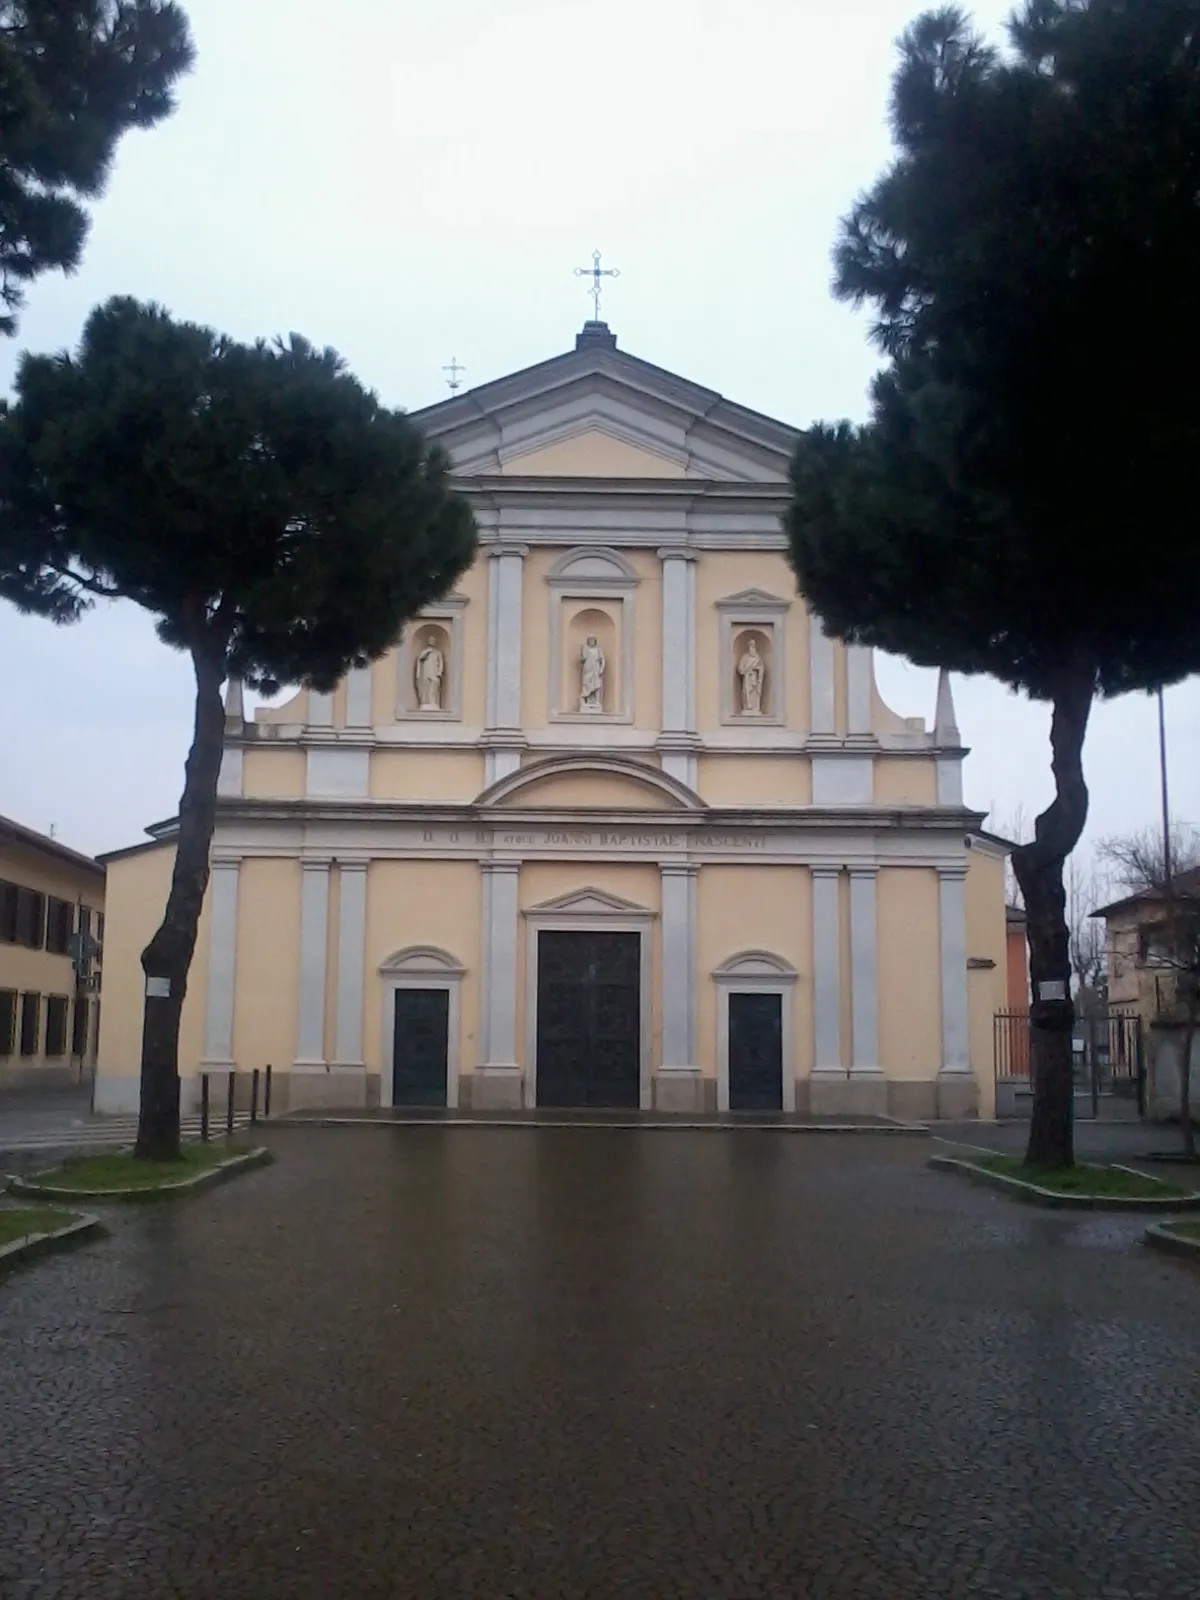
787, 1, 1200, 1166
0, 297, 477, 1157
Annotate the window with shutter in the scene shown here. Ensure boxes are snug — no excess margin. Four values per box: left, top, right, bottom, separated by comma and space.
45, 996, 68, 1056
0, 990, 16, 1056
19, 992, 41, 1055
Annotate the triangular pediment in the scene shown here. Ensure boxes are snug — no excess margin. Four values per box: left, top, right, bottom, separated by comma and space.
717, 587, 793, 613
525, 886, 652, 918
410, 333, 797, 485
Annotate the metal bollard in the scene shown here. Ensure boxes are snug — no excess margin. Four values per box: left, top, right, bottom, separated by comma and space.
200, 1073, 210, 1143
251, 1066, 260, 1125
226, 1070, 236, 1137
264, 1062, 273, 1119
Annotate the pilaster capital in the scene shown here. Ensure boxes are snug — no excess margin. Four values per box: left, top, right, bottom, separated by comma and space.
656, 546, 698, 563
490, 542, 530, 561
810, 864, 842, 881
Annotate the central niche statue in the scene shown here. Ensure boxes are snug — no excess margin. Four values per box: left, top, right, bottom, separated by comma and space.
737, 636, 765, 715
415, 631, 445, 711
579, 634, 606, 712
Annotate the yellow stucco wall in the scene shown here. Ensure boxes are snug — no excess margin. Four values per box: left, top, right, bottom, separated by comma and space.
231, 857, 300, 1071
694, 552, 808, 734
243, 748, 306, 800
501, 430, 687, 478
370, 750, 484, 802
96, 844, 208, 1078
966, 849, 1007, 1117
697, 756, 811, 807
256, 686, 305, 725
0, 838, 105, 1011
874, 759, 937, 807
364, 861, 481, 1074
877, 868, 942, 1080
519, 862, 661, 1070
696, 866, 813, 1078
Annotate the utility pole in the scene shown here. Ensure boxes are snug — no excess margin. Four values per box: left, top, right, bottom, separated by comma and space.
1158, 686, 1172, 887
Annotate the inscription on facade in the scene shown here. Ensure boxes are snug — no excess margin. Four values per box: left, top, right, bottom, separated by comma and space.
418, 825, 768, 853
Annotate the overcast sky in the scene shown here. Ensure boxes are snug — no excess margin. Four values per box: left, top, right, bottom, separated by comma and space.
0, 0, 1194, 871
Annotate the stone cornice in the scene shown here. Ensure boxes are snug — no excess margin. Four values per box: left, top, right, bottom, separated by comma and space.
214, 795, 984, 834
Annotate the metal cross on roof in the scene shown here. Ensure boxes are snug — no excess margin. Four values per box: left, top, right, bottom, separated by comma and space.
442, 356, 466, 393
574, 249, 620, 322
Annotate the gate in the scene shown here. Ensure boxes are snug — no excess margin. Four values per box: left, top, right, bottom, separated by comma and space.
993, 1007, 1144, 1119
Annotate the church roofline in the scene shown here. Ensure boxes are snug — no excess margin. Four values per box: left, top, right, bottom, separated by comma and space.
409, 332, 800, 460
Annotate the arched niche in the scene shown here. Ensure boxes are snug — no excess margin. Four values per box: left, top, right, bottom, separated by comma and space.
396, 594, 467, 721
547, 547, 637, 722
730, 626, 773, 718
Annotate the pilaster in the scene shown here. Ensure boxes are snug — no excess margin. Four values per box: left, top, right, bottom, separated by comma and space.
483, 545, 528, 793
936, 864, 977, 1116
808, 616, 836, 735
477, 861, 523, 1107
848, 867, 881, 1073
659, 549, 696, 735
295, 860, 331, 1066
655, 863, 702, 1111
345, 665, 372, 728
332, 862, 368, 1066
811, 866, 842, 1071
847, 645, 873, 735
201, 860, 240, 1066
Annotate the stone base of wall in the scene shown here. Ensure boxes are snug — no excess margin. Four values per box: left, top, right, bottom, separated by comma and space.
936, 1073, 980, 1120
809, 1070, 889, 1118
886, 1081, 939, 1122
288, 1067, 368, 1112
652, 1069, 708, 1113
464, 1068, 524, 1110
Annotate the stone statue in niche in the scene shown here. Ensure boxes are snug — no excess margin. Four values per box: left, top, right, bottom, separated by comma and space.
737, 637, 765, 715
415, 631, 445, 711
579, 635, 606, 712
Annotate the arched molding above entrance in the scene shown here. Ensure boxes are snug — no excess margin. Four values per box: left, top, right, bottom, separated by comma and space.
475, 752, 706, 812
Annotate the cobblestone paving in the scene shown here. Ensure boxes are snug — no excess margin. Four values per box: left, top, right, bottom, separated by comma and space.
2, 1128, 1198, 1599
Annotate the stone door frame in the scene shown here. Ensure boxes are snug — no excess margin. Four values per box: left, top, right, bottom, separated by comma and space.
378, 945, 465, 1109
714, 950, 799, 1113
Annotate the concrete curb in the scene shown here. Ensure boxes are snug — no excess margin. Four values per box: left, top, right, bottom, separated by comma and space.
928, 1153, 1200, 1212
6, 1146, 273, 1203
274, 1115, 931, 1135
0, 1210, 104, 1273
1144, 1222, 1200, 1262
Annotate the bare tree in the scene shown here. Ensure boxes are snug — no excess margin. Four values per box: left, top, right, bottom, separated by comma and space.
1066, 853, 1109, 1000
1098, 824, 1200, 1156
992, 803, 1032, 911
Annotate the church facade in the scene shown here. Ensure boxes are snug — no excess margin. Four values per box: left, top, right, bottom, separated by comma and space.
95, 322, 1008, 1120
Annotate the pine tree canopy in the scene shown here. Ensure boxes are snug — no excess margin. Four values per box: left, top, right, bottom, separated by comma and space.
0, 295, 478, 690
0, 3, 194, 335
787, 0, 1200, 704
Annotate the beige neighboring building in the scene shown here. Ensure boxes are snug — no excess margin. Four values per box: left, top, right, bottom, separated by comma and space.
96, 321, 1008, 1120
1, 813, 104, 1087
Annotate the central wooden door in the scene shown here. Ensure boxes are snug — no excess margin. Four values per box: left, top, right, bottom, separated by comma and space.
392, 987, 449, 1106
535, 930, 641, 1108
728, 991, 783, 1111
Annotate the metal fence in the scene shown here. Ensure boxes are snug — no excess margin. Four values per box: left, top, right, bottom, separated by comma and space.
994, 1008, 1144, 1116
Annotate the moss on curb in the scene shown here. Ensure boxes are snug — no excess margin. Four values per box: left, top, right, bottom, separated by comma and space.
7, 1145, 273, 1203
0, 1208, 103, 1272
928, 1153, 1200, 1211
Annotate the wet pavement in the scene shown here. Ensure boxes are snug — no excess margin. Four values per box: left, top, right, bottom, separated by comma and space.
2, 1126, 1198, 1599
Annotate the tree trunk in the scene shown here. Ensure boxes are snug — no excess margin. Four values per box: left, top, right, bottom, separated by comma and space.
1011, 660, 1096, 1170
1180, 1002, 1197, 1160
135, 635, 227, 1161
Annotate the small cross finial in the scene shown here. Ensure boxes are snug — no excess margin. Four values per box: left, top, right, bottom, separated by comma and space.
574, 249, 620, 322
443, 356, 466, 394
